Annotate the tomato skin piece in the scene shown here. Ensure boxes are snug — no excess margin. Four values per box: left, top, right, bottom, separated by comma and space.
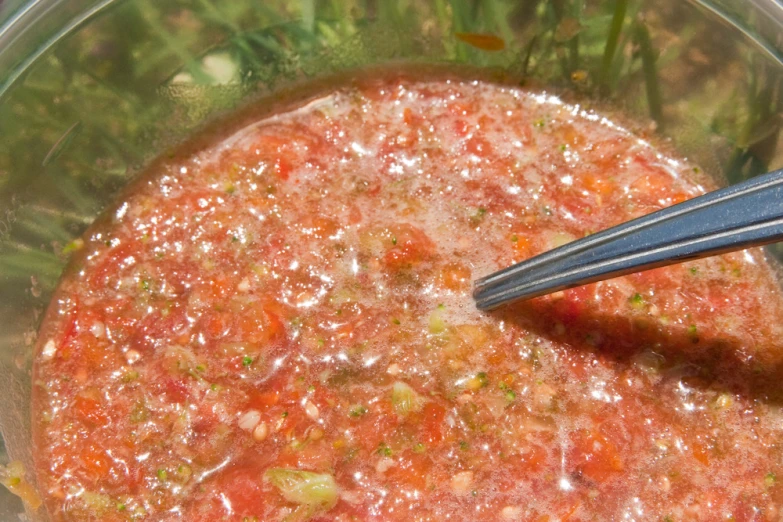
418, 403, 446, 444
567, 430, 623, 483
454, 32, 506, 52
78, 444, 111, 480
190, 466, 268, 519
73, 394, 108, 428
160, 377, 189, 404
386, 451, 432, 490
381, 224, 435, 269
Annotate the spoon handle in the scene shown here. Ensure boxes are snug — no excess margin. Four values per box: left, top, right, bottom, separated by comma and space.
473, 168, 783, 310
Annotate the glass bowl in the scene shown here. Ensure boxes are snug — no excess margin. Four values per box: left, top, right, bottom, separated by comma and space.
0, 0, 781, 518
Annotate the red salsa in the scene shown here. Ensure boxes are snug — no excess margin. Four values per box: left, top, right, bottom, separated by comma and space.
33, 77, 783, 521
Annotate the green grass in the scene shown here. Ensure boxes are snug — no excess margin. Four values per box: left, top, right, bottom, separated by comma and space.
0, 0, 780, 298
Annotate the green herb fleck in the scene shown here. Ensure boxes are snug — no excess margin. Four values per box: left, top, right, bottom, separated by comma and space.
499, 382, 516, 402
511, 234, 518, 242
391, 236, 397, 245
766, 472, 776, 488
392, 318, 401, 325
476, 372, 489, 388
117, 503, 126, 512
377, 442, 393, 457
459, 441, 469, 451
242, 356, 253, 367
157, 469, 168, 482
689, 266, 699, 275
413, 442, 426, 454
628, 293, 645, 309
282, 411, 289, 418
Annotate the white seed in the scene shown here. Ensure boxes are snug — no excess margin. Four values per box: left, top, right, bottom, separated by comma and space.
501, 506, 522, 520
375, 457, 395, 474
125, 350, 141, 365
252, 422, 268, 441
387, 363, 401, 376
534, 383, 556, 410
237, 278, 250, 292
305, 401, 319, 420
450, 471, 474, 494
90, 321, 105, 338
41, 340, 56, 361
238, 410, 261, 431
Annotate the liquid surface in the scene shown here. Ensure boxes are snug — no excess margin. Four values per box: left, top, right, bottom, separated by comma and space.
33, 77, 783, 521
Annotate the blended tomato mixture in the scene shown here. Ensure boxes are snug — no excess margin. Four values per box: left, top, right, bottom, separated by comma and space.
33, 77, 783, 521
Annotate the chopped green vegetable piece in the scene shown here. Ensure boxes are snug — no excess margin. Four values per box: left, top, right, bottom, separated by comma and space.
264, 468, 338, 515
121, 370, 139, 383
459, 441, 469, 451
157, 469, 167, 482
413, 442, 426, 454
242, 356, 253, 367
175, 464, 192, 483
766, 472, 776, 487
349, 404, 368, 417
392, 381, 423, 416
428, 306, 447, 334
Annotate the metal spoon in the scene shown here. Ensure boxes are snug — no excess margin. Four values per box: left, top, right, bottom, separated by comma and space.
473, 167, 783, 311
